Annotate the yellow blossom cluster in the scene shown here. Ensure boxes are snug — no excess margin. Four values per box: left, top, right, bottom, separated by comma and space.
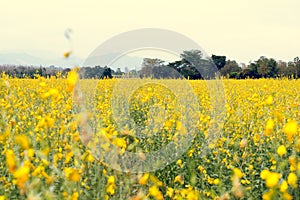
0, 74, 299, 199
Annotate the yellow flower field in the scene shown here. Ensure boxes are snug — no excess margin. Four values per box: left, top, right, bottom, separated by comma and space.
0, 72, 299, 200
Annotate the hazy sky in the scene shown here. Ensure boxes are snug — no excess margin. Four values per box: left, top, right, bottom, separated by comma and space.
1, 0, 300, 64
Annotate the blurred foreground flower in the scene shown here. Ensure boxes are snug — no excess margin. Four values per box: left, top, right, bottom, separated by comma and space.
6, 150, 16, 172
67, 70, 79, 92
63, 51, 72, 58
284, 120, 298, 141
14, 165, 30, 189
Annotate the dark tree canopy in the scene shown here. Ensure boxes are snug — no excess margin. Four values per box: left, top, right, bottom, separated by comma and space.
179, 50, 216, 79
256, 56, 278, 78
220, 60, 242, 78
211, 55, 226, 70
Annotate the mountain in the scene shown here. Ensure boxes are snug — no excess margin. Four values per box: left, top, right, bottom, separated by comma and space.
83, 52, 144, 71
0, 50, 83, 68
0, 50, 177, 71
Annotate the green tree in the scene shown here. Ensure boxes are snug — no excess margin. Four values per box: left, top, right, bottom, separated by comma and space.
140, 58, 164, 78
240, 63, 260, 78
294, 57, 300, 78
277, 61, 287, 77
180, 50, 215, 79
256, 56, 278, 78
220, 60, 242, 78
211, 55, 226, 70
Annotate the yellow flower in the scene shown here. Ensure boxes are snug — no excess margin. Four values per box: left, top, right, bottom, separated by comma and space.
106, 176, 116, 195
164, 120, 173, 130
179, 186, 199, 200
174, 175, 184, 185
41, 158, 49, 166
265, 172, 280, 188
260, 169, 270, 180
27, 148, 35, 159
41, 91, 51, 99
32, 165, 43, 176
287, 173, 297, 188
108, 176, 115, 185
284, 120, 298, 141
186, 188, 199, 200
6, 149, 16, 173
166, 187, 174, 198
150, 175, 163, 186
264, 119, 274, 136
63, 51, 72, 58
138, 173, 149, 185
249, 165, 253, 170
280, 180, 288, 193
71, 192, 79, 200
15, 134, 30, 150
213, 178, 220, 185
70, 172, 80, 182
64, 167, 80, 182
67, 70, 78, 92
176, 121, 182, 130
149, 185, 163, 200
106, 184, 115, 195
49, 88, 59, 97
289, 156, 296, 171
188, 148, 195, 157
45, 116, 55, 128
43, 171, 54, 185
277, 145, 287, 157
36, 116, 55, 129
39, 81, 47, 87
64, 151, 74, 164
113, 137, 127, 149
282, 192, 293, 200
87, 153, 94, 162
262, 190, 274, 200
177, 159, 183, 168
14, 165, 30, 189
253, 133, 260, 143
265, 95, 273, 105
233, 168, 243, 178
296, 139, 300, 152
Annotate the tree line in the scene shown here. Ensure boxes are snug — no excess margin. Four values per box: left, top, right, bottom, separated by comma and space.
139, 50, 300, 79
1, 50, 299, 79
0, 65, 113, 79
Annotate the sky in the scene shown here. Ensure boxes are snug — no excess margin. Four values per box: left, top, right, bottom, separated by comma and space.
0, 0, 300, 65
